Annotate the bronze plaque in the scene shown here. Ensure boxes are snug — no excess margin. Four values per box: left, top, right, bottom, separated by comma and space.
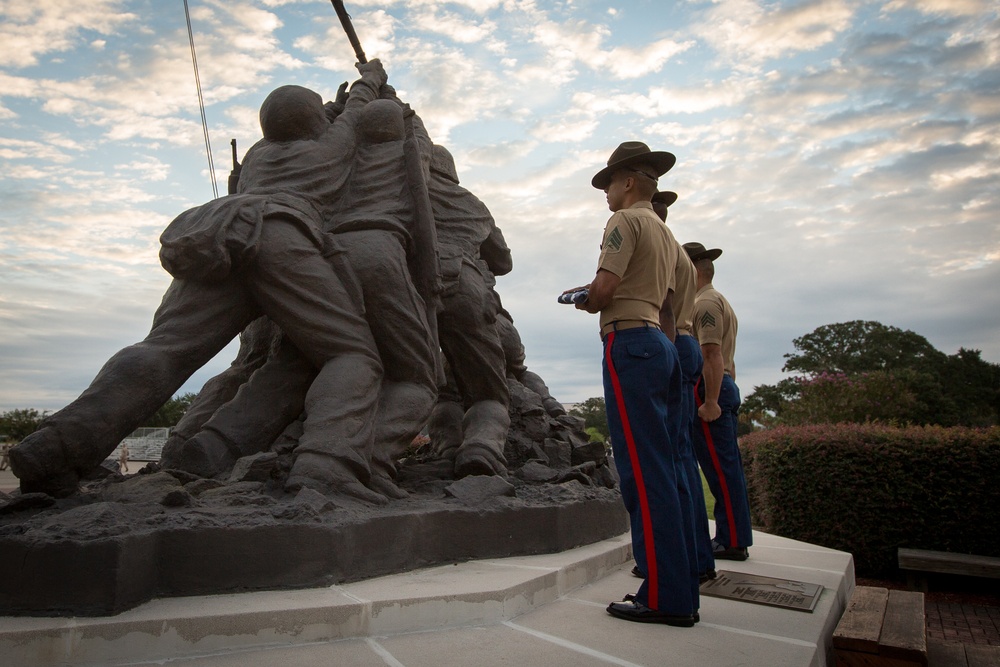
701, 570, 823, 612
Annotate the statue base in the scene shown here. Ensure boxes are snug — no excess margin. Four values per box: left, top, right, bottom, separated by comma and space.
0, 475, 626, 617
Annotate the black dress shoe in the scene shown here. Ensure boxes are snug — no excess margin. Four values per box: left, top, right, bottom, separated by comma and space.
631, 565, 644, 578
699, 568, 717, 583
622, 594, 700, 623
607, 600, 695, 627
712, 540, 749, 561
714, 546, 748, 561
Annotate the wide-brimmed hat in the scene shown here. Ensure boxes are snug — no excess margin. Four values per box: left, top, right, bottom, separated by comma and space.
591, 141, 676, 190
683, 242, 722, 262
651, 191, 678, 208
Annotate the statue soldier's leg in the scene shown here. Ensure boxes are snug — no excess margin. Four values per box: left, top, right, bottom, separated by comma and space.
10, 276, 259, 496
428, 367, 465, 460
496, 313, 566, 417
336, 230, 438, 498
164, 316, 279, 449
244, 217, 385, 503
437, 262, 510, 477
160, 337, 316, 479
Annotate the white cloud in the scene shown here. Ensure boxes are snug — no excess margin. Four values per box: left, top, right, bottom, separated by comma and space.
527, 13, 691, 79
0, 137, 75, 163
411, 7, 498, 44
883, 0, 992, 17
696, 0, 855, 67
0, 0, 136, 68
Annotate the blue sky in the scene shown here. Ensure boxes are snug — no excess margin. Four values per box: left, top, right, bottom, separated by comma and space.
1, 0, 998, 413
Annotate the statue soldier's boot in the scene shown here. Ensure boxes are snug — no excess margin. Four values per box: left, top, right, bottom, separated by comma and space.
160, 429, 239, 480
8, 426, 80, 497
368, 381, 438, 500
286, 451, 389, 505
519, 370, 567, 417
427, 400, 465, 461
454, 400, 510, 478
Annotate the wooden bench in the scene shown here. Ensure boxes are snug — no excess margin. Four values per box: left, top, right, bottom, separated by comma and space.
833, 586, 927, 666
899, 549, 1000, 590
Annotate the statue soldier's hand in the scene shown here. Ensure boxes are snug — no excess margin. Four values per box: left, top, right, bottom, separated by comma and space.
324, 82, 349, 122
357, 58, 387, 86
335, 81, 349, 105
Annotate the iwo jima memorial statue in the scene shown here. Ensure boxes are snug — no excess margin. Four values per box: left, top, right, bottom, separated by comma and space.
0, 4, 625, 616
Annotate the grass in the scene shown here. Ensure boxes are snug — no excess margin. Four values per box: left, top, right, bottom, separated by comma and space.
701, 470, 715, 517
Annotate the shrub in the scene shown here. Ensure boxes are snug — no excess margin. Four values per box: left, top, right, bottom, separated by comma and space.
741, 424, 1000, 576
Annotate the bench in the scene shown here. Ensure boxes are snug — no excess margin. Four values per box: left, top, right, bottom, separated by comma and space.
833, 586, 927, 666
898, 549, 1000, 591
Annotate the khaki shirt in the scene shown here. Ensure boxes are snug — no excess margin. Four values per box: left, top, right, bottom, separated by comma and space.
692, 283, 738, 376
597, 201, 677, 331
673, 243, 697, 335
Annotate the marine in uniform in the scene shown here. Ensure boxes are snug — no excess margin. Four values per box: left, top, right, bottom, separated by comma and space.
564, 142, 696, 627
652, 192, 716, 583
685, 242, 753, 560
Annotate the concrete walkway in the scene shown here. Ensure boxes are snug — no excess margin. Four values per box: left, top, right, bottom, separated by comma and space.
1, 528, 854, 667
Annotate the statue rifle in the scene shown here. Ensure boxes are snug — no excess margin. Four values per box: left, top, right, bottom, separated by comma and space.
329, 0, 367, 64
227, 138, 242, 195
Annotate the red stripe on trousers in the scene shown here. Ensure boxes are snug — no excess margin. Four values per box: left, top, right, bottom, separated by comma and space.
605, 331, 659, 609
694, 377, 738, 549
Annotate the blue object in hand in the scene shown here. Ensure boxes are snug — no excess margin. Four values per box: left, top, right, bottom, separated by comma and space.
558, 289, 589, 304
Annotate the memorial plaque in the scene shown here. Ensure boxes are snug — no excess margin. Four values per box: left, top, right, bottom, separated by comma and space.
701, 570, 823, 612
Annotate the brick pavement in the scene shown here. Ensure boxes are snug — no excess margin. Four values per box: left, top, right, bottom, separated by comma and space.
926, 601, 1000, 646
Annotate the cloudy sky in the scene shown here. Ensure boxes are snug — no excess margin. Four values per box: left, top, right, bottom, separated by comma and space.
1, 0, 998, 415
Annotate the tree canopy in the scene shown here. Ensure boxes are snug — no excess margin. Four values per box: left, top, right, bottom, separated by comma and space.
570, 397, 609, 440
744, 321, 1000, 428
782, 320, 945, 376
145, 393, 198, 428
1, 393, 198, 443
0, 408, 49, 442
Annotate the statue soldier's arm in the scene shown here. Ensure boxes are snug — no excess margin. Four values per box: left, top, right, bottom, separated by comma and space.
480, 225, 512, 277
340, 58, 387, 116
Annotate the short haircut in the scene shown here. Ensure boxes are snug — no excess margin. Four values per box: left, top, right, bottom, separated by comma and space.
611, 167, 658, 198
694, 258, 715, 280
632, 173, 657, 199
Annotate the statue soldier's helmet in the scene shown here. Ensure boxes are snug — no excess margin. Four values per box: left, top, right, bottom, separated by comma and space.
358, 99, 405, 144
430, 144, 460, 184
259, 85, 328, 142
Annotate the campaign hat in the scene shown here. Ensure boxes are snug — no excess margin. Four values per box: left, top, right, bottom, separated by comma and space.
683, 242, 723, 262
651, 191, 678, 207
591, 141, 676, 190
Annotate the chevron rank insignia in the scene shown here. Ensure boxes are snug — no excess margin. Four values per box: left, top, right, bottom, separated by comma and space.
606, 226, 623, 251
699, 311, 717, 328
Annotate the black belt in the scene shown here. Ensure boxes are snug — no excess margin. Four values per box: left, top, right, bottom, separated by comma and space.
600, 320, 660, 337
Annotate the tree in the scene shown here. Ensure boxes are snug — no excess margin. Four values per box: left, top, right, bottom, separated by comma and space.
0, 408, 49, 442
746, 321, 1000, 428
145, 393, 198, 428
741, 378, 801, 427
570, 397, 609, 441
934, 348, 1000, 426
782, 320, 944, 376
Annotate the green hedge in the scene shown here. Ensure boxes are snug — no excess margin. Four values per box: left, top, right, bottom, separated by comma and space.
741, 424, 1000, 577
